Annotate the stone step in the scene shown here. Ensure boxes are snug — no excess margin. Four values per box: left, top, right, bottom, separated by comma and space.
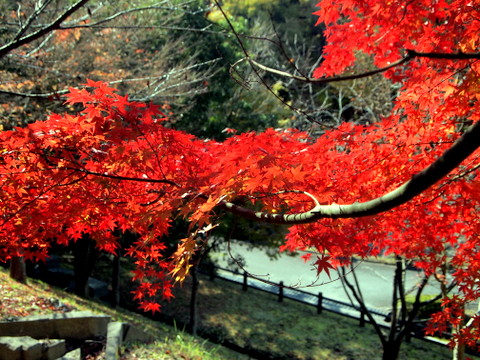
105, 322, 154, 360
0, 336, 65, 360
56, 348, 81, 360
0, 311, 110, 340
0, 311, 153, 359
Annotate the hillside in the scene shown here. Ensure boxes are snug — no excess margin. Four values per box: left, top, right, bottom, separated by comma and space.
0, 268, 246, 360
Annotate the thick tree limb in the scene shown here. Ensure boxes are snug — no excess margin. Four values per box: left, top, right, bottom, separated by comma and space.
407, 50, 480, 60
220, 120, 480, 223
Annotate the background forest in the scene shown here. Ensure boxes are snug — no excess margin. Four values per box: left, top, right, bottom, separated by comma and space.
0, 0, 389, 137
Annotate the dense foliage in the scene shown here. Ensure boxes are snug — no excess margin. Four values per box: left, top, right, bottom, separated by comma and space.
1, 0, 480, 352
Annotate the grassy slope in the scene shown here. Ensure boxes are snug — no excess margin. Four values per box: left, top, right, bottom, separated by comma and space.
1, 267, 476, 360
157, 273, 471, 360
0, 268, 246, 360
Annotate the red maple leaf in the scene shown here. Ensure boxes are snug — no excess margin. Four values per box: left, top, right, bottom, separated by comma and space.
314, 255, 336, 279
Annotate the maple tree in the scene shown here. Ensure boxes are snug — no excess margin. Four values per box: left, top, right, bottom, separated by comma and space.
1, 0, 480, 358
0, 0, 238, 295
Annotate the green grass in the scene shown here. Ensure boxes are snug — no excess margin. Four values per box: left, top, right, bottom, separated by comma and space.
155, 273, 471, 360
1, 266, 477, 360
124, 331, 227, 360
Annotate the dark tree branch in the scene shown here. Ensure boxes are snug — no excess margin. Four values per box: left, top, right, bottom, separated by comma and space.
214, 0, 332, 128
245, 56, 412, 84
0, 0, 91, 59
241, 50, 480, 86
397, 258, 408, 326
401, 276, 429, 341
340, 266, 387, 346
60, 3, 177, 29
62, 167, 180, 187
407, 49, 480, 60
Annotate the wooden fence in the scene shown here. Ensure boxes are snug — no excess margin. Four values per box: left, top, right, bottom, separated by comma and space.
200, 264, 388, 327
198, 264, 457, 350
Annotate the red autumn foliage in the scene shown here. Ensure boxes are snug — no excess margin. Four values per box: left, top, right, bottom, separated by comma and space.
0, 0, 479, 348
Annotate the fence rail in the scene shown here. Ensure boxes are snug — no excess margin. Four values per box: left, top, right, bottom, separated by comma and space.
202, 264, 389, 325
199, 263, 452, 349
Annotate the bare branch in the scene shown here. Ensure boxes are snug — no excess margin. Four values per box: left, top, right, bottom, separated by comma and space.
0, 58, 220, 101
241, 50, 480, 86
0, 0, 91, 59
245, 56, 412, 84
13, 0, 55, 42
0, 89, 68, 100
60, 2, 173, 29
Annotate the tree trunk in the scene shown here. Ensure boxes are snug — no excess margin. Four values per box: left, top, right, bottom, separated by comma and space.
9, 256, 27, 284
382, 341, 402, 360
73, 235, 99, 297
111, 253, 120, 308
452, 303, 466, 360
189, 265, 199, 336
453, 343, 466, 360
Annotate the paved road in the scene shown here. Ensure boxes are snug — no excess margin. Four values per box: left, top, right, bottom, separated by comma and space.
211, 240, 446, 314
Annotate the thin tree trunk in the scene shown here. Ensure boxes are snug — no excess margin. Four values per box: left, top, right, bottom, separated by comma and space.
340, 266, 387, 347
73, 235, 99, 297
111, 253, 120, 308
9, 256, 27, 284
189, 265, 199, 336
454, 301, 480, 360
382, 342, 402, 360
342, 259, 429, 360
452, 303, 466, 360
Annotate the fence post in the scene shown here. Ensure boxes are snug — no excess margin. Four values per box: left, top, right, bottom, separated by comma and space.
278, 281, 284, 302
317, 292, 323, 314
359, 310, 365, 327
242, 271, 248, 291
209, 263, 215, 281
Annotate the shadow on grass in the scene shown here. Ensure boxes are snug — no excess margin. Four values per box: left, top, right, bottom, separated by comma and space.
146, 274, 459, 360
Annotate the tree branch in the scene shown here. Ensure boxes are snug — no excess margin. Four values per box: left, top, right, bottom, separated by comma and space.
62, 167, 180, 187
0, 0, 91, 59
244, 56, 412, 84
12, 0, 55, 42
237, 50, 480, 86
0, 89, 68, 99
59, 2, 174, 29
340, 266, 387, 346
407, 49, 480, 60
220, 120, 480, 223
0, 58, 220, 101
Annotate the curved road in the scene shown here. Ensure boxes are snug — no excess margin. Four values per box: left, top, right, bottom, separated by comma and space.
211, 240, 447, 314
